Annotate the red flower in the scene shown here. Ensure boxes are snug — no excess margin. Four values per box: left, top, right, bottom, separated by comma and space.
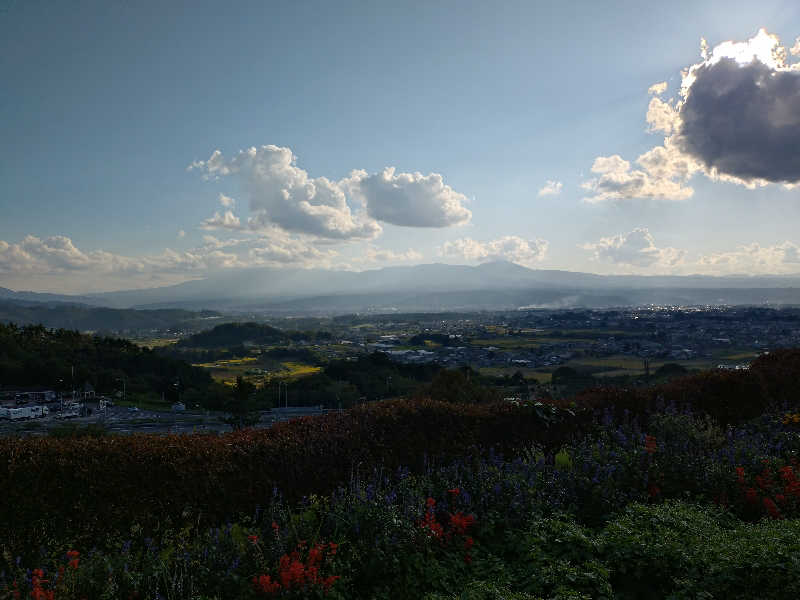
735, 466, 745, 483
745, 487, 758, 504
248, 534, 259, 544
644, 435, 657, 454
253, 574, 281, 594
463, 536, 474, 550
328, 542, 338, 556
322, 575, 340, 592
648, 484, 661, 498
271, 521, 279, 533
447, 488, 460, 495
779, 465, 796, 483
763, 497, 781, 519
449, 511, 476, 535
426, 497, 436, 508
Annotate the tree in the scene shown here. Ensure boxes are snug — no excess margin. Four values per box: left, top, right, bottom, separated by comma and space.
222, 376, 261, 430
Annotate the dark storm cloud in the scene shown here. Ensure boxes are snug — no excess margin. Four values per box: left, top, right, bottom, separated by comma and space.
678, 57, 800, 183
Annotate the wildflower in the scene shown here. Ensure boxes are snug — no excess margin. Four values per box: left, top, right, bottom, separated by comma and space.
449, 511, 476, 535
779, 465, 796, 483
447, 488, 460, 495
648, 484, 661, 498
252, 574, 281, 594
248, 535, 259, 544
328, 542, 338, 556
763, 497, 781, 519
735, 466, 745, 483
271, 521, 279, 534
745, 487, 758, 504
322, 575, 340, 592
463, 536, 474, 550
644, 435, 657, 454
426, 497, 436, 508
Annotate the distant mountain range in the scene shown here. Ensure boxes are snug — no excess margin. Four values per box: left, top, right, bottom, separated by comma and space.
4, 261, 800, 314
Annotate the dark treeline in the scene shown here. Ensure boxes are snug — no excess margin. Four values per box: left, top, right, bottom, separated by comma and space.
176, 322, 332, 350
0, 323, 223, 405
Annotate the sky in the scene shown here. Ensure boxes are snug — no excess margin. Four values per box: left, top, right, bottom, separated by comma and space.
2, 0, 800, 293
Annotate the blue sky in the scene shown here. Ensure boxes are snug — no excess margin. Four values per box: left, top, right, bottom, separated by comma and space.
2, 0, 800, 292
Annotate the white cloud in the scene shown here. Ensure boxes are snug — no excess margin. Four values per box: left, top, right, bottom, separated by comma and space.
582, 154, 694, 203
695, 241, 800, 274
648, 81, 668, 95
538, 180, 563, 196
347, 167, 472, 227
219, 193, 235, 208
581, 228, 686, 269
177, 229, 186, 239
190, 145, 472, 238
190, 145, 381, 240
440, 235, 548, 266
357, 245, 424, 264
646, 96, 680, 134
0, 229, 343, 292
201, 210, 243, 231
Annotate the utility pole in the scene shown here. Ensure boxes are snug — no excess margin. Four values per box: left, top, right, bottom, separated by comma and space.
117, 376, 126, 406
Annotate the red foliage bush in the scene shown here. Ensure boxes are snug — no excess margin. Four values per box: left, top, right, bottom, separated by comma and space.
567, 351, 800, 426
0, 398, 569, 546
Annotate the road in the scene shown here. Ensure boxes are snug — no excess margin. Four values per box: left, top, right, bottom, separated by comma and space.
0, 402, 329, 437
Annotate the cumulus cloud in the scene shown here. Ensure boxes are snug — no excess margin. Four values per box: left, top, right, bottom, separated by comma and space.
189, 145, 381, 240
646, 96, 680, 134
440, 235, 549, 266
0, 230, 342, 291
585, 29, 800, 201
677, 31, 800, 184
201, 210, 242, 231
178, 229, 186, 239
190, 145, 472, 239
358, 245, 424, 264
346, 167, 472, 227
581, 228, 686, 269
538, 180, 563, 196
582, 154, 694, 203
696, 241, 800, 274
219, 193, 235, 208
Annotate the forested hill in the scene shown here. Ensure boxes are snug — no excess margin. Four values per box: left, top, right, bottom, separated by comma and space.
176, 322, 332, 348
0, 323, 217, 403
0, 300, 221, 333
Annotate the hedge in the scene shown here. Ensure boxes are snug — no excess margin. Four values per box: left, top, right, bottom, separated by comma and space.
0, 398, 574, 547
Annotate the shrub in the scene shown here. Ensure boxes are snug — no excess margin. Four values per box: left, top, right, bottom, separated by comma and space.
0, 398, 577, 549
601, 502, 800, 599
